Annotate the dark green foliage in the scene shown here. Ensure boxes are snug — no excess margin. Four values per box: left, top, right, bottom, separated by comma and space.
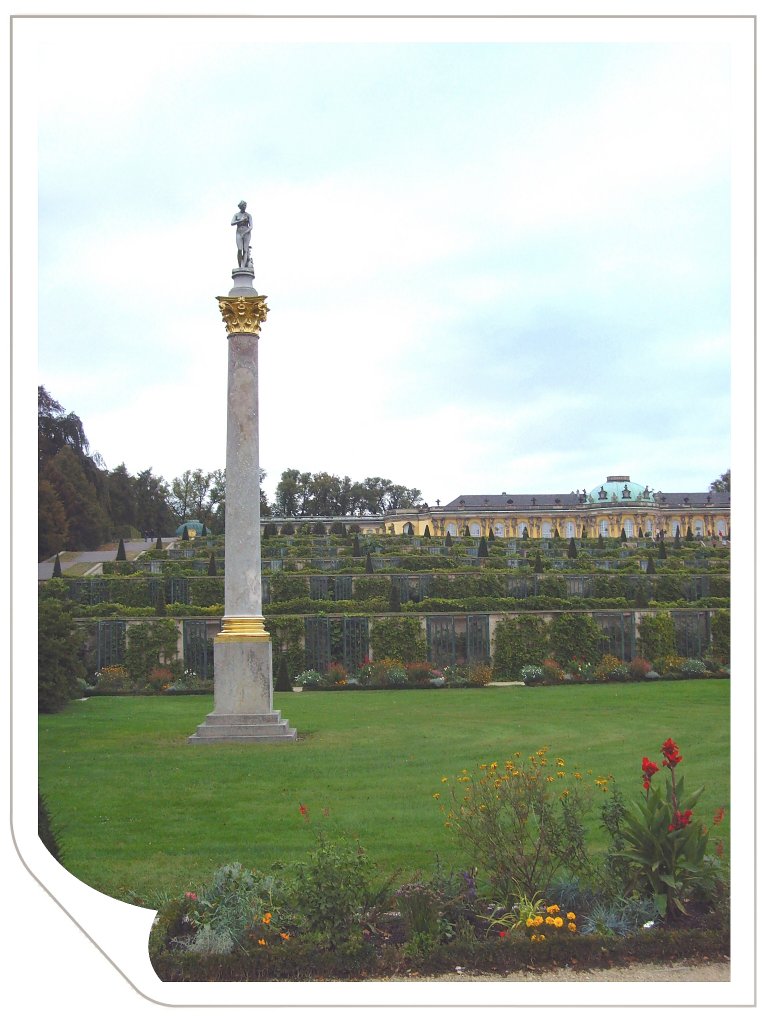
274, 657, 293, 693
709, 610, 730, 664
52, 553, 63, 577
38, 599, 84, 712
311, 521, 327, 536
478, 537, 489, 558
686, 526, 694, 541
154, 584, 167, 617
352, 534, 361, 557
116, 538, 127, 561
370, 616, 427, 663
365, 552, 374, 574
492, 616, 549, 679
124, 619, 179, 687
39, 790, 64, 863
445, 533, 453, 547
464, 526, 471, 537
155, 535, 163, 550
280, 521, 296, 536
533, 551, 544, 573
567, 537, 577, 559
549, 613, 605, 665
620, 527, 627, 541
424, 525, 431, 539
658, 540, 667, 559
638, 612, 677, 661
262, 522, 278, 538
646, 555, 656, 574
182, 525, 190, 541
389, 581, 401, 612
207, 552, 217, 576
597, 534, 604, 549
329, 522, 347, 536
201, 523, 208, 537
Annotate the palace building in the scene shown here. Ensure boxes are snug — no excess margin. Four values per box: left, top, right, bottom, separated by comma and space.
269, 474, 731, 541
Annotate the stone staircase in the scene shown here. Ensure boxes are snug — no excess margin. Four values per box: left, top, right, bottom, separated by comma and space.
188, 711, 297, 743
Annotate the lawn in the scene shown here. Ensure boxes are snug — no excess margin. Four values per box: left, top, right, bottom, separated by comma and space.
38, 680, 730, 905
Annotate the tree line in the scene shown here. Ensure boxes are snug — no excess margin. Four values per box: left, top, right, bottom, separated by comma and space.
37, 387, 423, 559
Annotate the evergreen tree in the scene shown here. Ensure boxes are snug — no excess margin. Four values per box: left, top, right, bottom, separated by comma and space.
522, 526, 529, 539
423, 524, 431, 539
581, 526, 587, 539
52, 553, 63, 577
352, 534, 362, 557
646, 554, 656, 574
365, 551, 374, 574
207, 552, 217, 576
445, 532, 453, 548
389, 581, 401, 612
38, 790, 64, 864
155, 535, 163, 550
686, 525, 694, 541
597, 534, 604, 548
658, 539, 667, 559
38, 478, 69, 560
116, 537, 127, 561
155, 583, 167, 617
567, 537, 577, 559
534, 551, 544, 573
406, 522, 414, 536
201, 522, 208, 537
553, 528, 560, 540
38, 599, 84, 713
478, 536, 489, 558
463, 525, 471, 537
182, 525, 190, 541
620, 527, 627, 541
280, 521, 295, 536
274, 657, 292, 693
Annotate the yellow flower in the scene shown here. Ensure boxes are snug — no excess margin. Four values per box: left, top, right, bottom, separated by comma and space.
557, 771, 566, 778
490, 761, 498, 769
546, 775, 554, 783
441, 777, 448, 783
554, 917, 564, 928
546, 905, 560, 914
526, 917, 535, 928
555, 757, 565, 767
567, 912, 576, 921
573, 771, 582, 780
568, 922, 577, 932
545, 916, 555, 926
432, 792, 440, 799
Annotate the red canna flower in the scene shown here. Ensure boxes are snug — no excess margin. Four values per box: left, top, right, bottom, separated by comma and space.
641, 756, 660, 790
299, 803, 309, 818
668, 808, 693, 832
713, 806, 726, 825
660, 738, 683, 769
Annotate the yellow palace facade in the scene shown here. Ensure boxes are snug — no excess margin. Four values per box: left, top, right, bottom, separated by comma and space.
383, 475, 731, 542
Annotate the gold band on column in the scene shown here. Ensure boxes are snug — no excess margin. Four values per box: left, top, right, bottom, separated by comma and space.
216, 295, 270, 336
215, 616, 271, 643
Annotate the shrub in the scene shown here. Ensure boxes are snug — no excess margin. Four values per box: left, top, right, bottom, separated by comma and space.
124, 619, 179, 688
147, 666, 175, 692
295, 669, 324, 690
325, 662, 348, 685
38, 790, 64, 864
594, 654, 629, 682
709, 610, 730, 665
492, 617, 549, 680
274, 658, 292, 693
93, 665, 130, 691
291, 830, 375, 950
628, 656, 652, 680
549, 614, 604, 665
638, 613, 677, 661
438, 748, 600, 902
370, 616, 427, 664
521, 664, 545, 685
680, 658, 707, 678
467, 662, 493, 687
38, 599, 85, 712
405, 661, 436, 684
542, 658, 565, 683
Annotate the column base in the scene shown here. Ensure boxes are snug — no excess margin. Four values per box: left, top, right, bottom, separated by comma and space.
188, 711, 297, 744
187, 632, 297, 743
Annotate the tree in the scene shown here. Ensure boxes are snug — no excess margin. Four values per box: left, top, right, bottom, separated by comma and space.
646, 554, 656, 574
445, 532, 453, 548
710, 470, 730, 493
38, 477, 68, 559
38, 599, 84, 712
274, 657, 292, 693
567, 537, 578, 559
365, 552, 374, 574
52, 553, 63, 577
389, 581, 401, 612
207, 552, 217, 576
533, 551, 544, 573
478, 537, 489, 558
107, 463, 138, 531
116, 538, 127, 561
423, 524, 431, 539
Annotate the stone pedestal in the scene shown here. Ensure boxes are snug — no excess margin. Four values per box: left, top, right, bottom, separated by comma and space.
188, 264, 296, 744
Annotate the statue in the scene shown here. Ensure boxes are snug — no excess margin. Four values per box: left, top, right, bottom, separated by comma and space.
231, 200, 253, 269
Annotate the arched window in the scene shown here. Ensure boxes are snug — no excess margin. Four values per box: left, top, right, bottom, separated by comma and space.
694, 519, 704, 537
518, 522, 528, 538
493, 521, 505, 537
541, 522, 552, 538
599, 519, 610, 537
566, 521, 575, 537
470, 522, 481, 537
715, 518, 726, 536
445, 522, 457, 536
623, 520, 634, 537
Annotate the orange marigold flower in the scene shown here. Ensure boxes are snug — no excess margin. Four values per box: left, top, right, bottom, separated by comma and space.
258, 939, 267, 946
568, 922, 577, 933
262, 912, 272, 924
566, 912, 576, 921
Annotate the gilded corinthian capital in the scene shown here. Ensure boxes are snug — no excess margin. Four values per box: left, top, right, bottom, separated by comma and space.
216, 295, 270, 336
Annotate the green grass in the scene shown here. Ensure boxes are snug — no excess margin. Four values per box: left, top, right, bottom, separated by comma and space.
38, 680, 730, 904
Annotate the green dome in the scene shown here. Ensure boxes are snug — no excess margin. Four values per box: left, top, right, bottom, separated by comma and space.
587, 476, 653, 503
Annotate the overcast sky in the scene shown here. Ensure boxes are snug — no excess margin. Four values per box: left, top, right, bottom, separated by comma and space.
22, 14, 750, 505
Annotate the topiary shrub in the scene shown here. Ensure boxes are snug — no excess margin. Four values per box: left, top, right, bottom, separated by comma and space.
549, 614, 604, 666
116, 538, 127, 561
274, 657, 293, 692
638, 612, 676, 662
492, 616, 549, 680
370, 616, 427, 664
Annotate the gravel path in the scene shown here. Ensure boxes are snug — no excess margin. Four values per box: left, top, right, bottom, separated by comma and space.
365, 959, 730, 982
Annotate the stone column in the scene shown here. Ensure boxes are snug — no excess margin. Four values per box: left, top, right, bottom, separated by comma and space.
189, 265, 296, 743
